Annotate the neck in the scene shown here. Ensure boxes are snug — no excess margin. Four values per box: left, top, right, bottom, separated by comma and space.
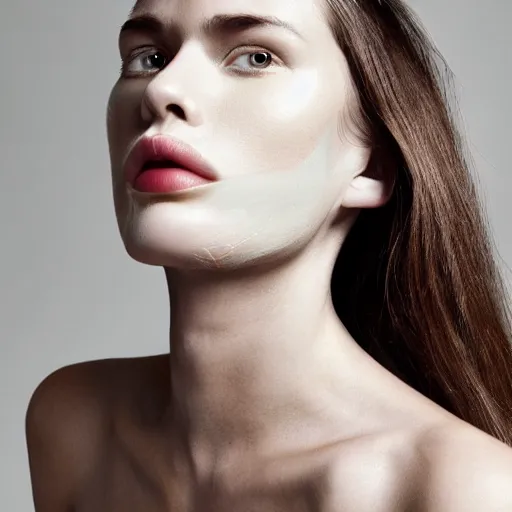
163, 236, 387, 482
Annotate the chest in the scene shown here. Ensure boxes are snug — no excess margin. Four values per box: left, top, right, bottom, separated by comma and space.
74, 455, 325, 512
73, 443, 413, 512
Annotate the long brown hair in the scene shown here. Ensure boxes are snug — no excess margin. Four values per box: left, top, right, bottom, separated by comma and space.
325, 0, 512, 445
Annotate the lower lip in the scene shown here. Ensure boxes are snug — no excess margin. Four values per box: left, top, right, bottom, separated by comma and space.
132, 168, 213, 194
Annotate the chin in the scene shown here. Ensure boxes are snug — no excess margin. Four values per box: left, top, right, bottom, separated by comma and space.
119, 226, 215, 270
113, 197, 212, 268
119, 221, 293, 273
116, 214, 259, 272
113, 193, 315, 271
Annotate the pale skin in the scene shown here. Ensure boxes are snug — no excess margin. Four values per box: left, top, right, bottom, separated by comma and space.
26, 0, 512, 510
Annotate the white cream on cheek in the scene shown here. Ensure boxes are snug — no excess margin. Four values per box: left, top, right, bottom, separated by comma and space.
121, 124, 355, 270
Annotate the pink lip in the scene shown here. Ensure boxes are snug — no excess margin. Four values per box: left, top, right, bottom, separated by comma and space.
123, 135, 219, 187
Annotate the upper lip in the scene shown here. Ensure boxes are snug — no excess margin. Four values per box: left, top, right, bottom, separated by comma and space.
123, 135, 219, 184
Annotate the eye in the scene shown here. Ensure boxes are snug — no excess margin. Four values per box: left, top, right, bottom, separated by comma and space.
227, 49, 278, 74
121, 48, 168, 77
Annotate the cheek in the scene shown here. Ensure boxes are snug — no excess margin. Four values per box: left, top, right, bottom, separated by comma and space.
106, 83, 141, 168
216, 69, 343, 171
106, 84, 142, 230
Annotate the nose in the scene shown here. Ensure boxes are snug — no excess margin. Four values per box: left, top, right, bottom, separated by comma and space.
140, 47, 204, 127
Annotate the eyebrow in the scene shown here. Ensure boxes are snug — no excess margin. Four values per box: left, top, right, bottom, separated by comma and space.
119, 13, 305, 42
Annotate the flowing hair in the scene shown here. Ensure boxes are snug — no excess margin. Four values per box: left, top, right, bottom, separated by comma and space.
325, 0, 512, 445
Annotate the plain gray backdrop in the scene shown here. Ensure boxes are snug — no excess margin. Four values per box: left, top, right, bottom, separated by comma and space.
1, 0, 510, 509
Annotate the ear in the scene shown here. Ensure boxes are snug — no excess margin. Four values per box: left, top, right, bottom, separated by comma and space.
340, 148, 395, 209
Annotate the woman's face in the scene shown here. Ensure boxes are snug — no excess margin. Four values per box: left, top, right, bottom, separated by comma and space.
107, 0, 369, 269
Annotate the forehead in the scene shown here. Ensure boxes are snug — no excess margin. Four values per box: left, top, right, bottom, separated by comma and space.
129, 0, 327, 34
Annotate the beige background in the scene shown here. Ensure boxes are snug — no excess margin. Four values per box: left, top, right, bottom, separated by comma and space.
1, 0, 510, 509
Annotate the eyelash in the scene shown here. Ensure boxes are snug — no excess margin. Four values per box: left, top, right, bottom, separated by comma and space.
120, 45, 282, 78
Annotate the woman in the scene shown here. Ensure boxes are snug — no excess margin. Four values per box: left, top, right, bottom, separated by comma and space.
26, 0, 512, 510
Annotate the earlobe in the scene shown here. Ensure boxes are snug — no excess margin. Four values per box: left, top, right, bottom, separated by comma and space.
341, 175, 392, 209
340, 147, 396, 209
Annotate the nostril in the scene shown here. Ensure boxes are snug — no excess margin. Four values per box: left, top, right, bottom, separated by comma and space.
167, 104, 186, 120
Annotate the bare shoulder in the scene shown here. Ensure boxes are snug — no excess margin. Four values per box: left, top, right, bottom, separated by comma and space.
324, 428, 428, 511
25, 355, 166, 511
324, 421, 512, 512
26, 359, 119, 511
417, 421, 512, 511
